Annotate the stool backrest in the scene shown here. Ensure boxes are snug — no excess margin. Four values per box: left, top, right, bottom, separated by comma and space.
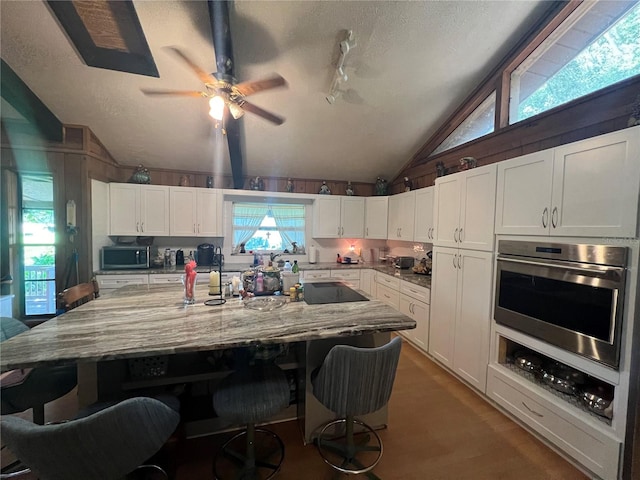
1, 397, 179, 480
313, 336, 402, 417
58, 279, 99, 311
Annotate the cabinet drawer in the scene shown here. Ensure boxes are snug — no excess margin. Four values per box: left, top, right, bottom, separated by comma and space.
149, 274, 183, 284
303, 270, 331, 280
376, 283, 399, 310
400, 280, 430, 304
375, 273, 400, 290
96, 274, 148, 290
331, 269, 361, 280
487, 365, 620, 480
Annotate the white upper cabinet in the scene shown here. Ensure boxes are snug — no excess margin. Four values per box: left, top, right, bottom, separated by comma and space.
551, 127, 639, 237
413, 186, 435, 243
496, 126, 640, 238
387, 190, 416, 240
109, 184, 169, 236
313, 196, 365, 239
170, 187, 223, 237
433, 164, 497, 251
364, 196, 388, 239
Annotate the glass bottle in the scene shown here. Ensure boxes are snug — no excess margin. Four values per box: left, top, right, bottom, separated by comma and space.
283, 260, 292, 272
292, 260, 299, 273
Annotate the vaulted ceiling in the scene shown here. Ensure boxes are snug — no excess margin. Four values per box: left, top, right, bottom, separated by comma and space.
1, 0, 552, 184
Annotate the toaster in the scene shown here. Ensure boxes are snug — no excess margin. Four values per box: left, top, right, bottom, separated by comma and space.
394, 256, 415, 269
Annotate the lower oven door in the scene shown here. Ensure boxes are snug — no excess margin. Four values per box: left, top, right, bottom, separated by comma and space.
494, 256, 625, 368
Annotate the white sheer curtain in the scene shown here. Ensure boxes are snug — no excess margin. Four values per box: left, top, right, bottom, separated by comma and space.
232, 204, 268, 252
270, 204, 305, 250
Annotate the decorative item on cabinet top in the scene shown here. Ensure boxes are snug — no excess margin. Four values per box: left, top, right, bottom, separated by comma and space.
178, 175, 190, 187
458, 157, 477, 172
250, 176, 265, 191
403, 177, 413, 192
128, 164, 151, 184
375, 177, 388, 195
286, 178, 294, 193
346, 181, 354, 196
319, 181, 331, 194
435, 161, 450, 179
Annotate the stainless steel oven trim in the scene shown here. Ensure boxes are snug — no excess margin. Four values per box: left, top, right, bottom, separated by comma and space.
495, 249, 627, 369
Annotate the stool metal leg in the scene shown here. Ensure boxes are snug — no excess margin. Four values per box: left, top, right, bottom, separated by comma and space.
213, 426, 285, 480
316, 416, 383, 476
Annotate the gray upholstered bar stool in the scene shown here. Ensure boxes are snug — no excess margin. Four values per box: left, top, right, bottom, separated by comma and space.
0, 397, 180, 480
312, 336, 402, 479
212, 361, 290, 480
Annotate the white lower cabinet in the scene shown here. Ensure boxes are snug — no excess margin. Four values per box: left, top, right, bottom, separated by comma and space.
399, 292, 429, 352
487, 365, 620, 480
95, 274, 149, 292
376, 282, 399, 310
330, 269, 360, 289
302, 270, 331, 280
429, 247, 493, 392
359, 269, 375, 296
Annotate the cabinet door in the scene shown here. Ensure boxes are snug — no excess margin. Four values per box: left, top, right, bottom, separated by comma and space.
399, 293, 429, 352
109, 184, 140, 235
495, 150, 553, 235
428, 247, 457, 367
453, 249, 493, 392
413, 187, 434, 243
433, 175, 461, 248
139, 185, 170, 236
170, 187, 197, 236
197, 189, 223, 236
387, 195, 401, 239
376, 282, 399, 310
360, 269, 374, 296
313, 196, 341, 238
551, 127, 640, 238
458, 165, 496, 251
341, 197, 365, 238
397, 191, 415, 240
365, 197, 388, 239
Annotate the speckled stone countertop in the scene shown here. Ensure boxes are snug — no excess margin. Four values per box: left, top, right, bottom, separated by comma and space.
94, 263, 432, 289
0, 283, 415, 372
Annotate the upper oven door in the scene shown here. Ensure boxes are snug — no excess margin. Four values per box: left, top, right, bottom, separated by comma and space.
495, 255, 626, 368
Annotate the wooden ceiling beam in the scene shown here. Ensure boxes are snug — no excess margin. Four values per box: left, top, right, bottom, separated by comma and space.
0, 59, 63, 142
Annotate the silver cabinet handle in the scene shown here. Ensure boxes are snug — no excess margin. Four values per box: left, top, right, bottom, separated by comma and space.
136, 222, 139, 232
522, 401, 544, 418
141, 222, 144, 232
198, 223, 201, 233
366, 227, 369, 236
457, 254, 462, 269
542, 207, 548, 228
459, 228, 463, 243
551, 206, 558, 228
452, 254, 457, 268
342, 226, 344, 236
454, 228, 458, 242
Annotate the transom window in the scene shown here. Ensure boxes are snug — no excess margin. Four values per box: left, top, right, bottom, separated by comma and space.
510, 0, 640, 124
232, 203, 305, 253
430, 91, 496, 157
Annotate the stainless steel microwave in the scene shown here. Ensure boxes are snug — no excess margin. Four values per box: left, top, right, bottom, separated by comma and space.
100, 246, 155, 270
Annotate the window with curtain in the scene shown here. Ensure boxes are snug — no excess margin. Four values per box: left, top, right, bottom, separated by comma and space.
232, 202, 305, 252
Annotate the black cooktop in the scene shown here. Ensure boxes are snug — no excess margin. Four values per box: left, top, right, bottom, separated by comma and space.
303, 281, 369, 305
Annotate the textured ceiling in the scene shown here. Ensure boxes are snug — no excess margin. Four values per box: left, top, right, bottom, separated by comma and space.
1, 1, 549, 184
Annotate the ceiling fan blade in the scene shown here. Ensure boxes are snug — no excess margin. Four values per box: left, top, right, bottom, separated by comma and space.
165, 46, 217, 84
240, 100, 285, 125
234, 75, 287, 97
141, 89, 205, 98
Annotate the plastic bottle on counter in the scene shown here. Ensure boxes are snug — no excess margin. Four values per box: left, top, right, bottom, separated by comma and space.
255, 272, 264, 293
283, 260, 292, 272
292, 260, 299, 274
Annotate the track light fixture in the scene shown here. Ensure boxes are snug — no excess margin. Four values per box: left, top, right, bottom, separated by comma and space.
327, 30, 356, 105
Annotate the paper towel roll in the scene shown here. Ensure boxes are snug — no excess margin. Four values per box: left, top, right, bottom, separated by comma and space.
308, 245, 317, 264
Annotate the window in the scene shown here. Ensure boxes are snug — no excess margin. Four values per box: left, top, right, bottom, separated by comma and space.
21, 174, 57, 316
430, 91, 496, 157
232, 203, 305, 252
510, 1, 640, 124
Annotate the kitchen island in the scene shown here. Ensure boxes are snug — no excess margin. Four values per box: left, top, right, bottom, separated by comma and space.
0, 282, 415, 441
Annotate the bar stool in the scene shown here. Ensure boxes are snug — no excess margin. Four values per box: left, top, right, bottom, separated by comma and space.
312, 337, 402, 479
212, 361, 290, 480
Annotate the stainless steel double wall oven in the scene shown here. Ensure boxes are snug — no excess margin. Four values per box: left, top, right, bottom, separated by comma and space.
495, 240, 628, 369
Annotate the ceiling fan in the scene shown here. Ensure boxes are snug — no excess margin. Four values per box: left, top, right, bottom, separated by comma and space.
142, 47, 287, 126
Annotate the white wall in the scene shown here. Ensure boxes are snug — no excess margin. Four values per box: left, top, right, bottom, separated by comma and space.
91, 179, 110, 271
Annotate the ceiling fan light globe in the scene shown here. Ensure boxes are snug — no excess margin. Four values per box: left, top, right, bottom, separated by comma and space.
229, 103, 245, 120
209, 95, 225, 120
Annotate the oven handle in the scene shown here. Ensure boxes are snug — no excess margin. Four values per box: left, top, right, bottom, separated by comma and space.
497, 256, 625, 278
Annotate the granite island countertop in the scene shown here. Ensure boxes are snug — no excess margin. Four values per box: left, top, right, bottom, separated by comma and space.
0, 283, 415, 372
